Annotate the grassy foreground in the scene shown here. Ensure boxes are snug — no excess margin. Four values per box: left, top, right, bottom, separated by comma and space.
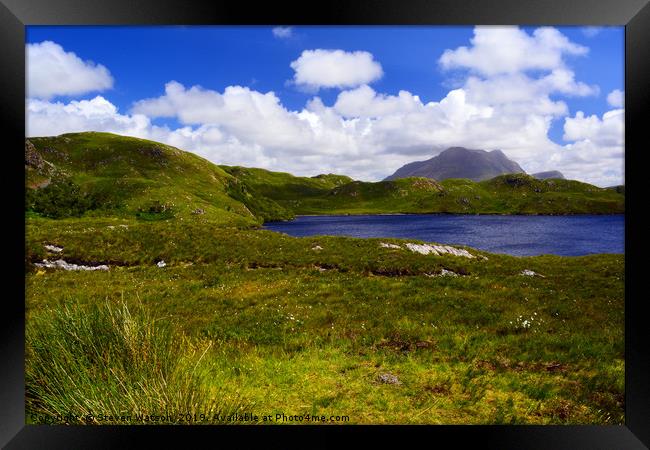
26, 216, 624, 425
24, 132, 624, 424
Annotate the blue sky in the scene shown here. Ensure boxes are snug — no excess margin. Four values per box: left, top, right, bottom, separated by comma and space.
25, 26, 624, 186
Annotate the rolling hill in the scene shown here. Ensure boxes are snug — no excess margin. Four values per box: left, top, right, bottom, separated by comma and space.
24, 131, 625, 425
25, 132, 292, 225
261, 173, 624, 216
25, 132, 624, 223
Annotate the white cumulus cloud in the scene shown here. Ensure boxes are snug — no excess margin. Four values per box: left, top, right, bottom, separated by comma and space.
132, 81, 325, 152
25, 27, 624, 187
27, 96, 150, 137
548, 109, 625, 186
563, 109, 624, 147
434, 26, 620, 184
333, 85, 422, 118
289, 49, 383, 90
607, 89, 624, 108
439, 26, 588, 76
27, 41, 114, 100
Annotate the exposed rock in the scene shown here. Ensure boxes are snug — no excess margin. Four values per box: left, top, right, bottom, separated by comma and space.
425, 268, 459, 277
42, 146, 69, 161
157, 260, 167, 268
44, 244, 63, 253
25, 140, 45, 169
440, 268, 458, 276
35, 259, 109, 271
520, 269, 544, 277
138, 146, 164, 159
405, 243, 474, 258
33, 179, 51, 189
311, 245, 323, 251
409, 178, 443, 191
193, 208, 205, 215
377, 372, 401, 385
380, 243, 402, 249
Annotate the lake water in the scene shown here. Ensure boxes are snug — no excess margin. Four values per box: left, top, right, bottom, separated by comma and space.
264, 214, 625, 256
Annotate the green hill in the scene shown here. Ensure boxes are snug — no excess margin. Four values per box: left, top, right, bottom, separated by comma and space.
25, 132, 292, 225
26, 133, 624, 224
24, 132, 625, 425
218, 166, 351, 212
224, 168, 624, 216
606, 185, 625, 195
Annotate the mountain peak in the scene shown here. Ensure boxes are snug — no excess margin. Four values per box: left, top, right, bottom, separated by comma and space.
384, 147, 525, 182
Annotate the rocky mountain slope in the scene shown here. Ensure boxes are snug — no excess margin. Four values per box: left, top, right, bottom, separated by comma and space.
384, 147, 526, 182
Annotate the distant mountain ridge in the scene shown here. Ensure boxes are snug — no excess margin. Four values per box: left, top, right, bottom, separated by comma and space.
532, 170, 565, 180
385, 147, 564, 182
384, 147, 525, 182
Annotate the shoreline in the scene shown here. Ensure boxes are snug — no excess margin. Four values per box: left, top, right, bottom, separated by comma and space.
261, 213, 624, 257
264, 211, 625, 222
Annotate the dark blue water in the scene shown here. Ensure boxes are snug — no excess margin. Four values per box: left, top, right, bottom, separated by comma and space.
264, 214, 624, 256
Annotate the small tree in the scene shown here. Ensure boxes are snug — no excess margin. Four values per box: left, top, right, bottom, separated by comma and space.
26, 179, 95, 218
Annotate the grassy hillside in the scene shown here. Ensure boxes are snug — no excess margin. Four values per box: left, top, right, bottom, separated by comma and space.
219, 166, 352, 213
26, 133, 623, 225
24, 132, 624, 424
606, 185, 625, 195
25, 132, 291, 225
26, 217, 624, 424
224, 168, 624, 216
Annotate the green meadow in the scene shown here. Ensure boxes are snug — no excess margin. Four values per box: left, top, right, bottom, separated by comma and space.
24, 132, 624, 424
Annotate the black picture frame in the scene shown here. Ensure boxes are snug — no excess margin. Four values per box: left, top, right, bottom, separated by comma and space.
2, 0, 648, 448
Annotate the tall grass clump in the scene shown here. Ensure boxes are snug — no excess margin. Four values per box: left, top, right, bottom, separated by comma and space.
26, 300, 240, 424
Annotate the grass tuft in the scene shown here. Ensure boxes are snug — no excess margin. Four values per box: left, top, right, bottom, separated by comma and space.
26, 300, 242, 424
